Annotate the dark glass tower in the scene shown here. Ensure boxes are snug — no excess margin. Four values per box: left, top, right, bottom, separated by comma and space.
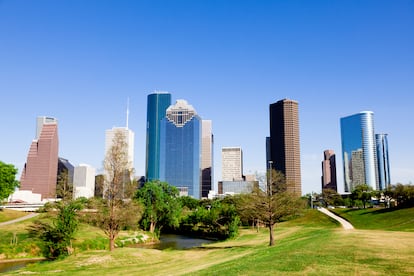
145, 92, 171, 181
159, 100, 202, 199
268, 99, 301, 196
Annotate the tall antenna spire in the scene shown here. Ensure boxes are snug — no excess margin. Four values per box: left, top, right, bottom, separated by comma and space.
126, 97, 130, 129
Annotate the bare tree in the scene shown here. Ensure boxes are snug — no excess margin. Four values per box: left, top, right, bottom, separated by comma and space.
100, 130, 140, 251
240, 169, 303, 246
56, 169, 73, 201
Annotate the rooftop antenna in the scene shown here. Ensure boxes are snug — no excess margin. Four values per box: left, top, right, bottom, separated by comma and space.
126, 97, 130, 129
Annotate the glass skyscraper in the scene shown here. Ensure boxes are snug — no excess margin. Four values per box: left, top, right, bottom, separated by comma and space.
145, 92, 171, 181
340, 111, 378, 192
159, 100, 202, 199
376, 134, 391, 190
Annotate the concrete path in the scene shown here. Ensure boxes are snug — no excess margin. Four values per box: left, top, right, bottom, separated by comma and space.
0, 213, 39, 227
317, 207, 354, 230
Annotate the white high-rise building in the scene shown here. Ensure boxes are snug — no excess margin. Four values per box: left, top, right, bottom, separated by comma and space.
222, 147, 243, 181
105, 127, 135, 170
73, 164, 95, 199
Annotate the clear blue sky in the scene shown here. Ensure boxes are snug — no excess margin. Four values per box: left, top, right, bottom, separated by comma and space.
1, 0, 413, 195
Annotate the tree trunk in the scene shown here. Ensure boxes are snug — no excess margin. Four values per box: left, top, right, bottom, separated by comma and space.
109, 234, 115, 251
269, 223, 275, 246
150, 221, 156, 233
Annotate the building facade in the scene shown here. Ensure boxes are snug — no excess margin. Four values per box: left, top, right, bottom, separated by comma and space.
105, 127, 135, 170
20, 116, 59, 199
268, 99, 302, 196
201, 120, 213, 198
340, 111, 378, 192
376, 134, 391, 190
159, 100, 202, 199
145, 92, 172, 181
321, 150, 337, 192
222, 147, 243, 181
73, 164, 96, 199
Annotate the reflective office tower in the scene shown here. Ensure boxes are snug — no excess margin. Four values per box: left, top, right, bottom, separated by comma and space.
160, 100, 203, 199
146, 92, 172, 181
201, 120, 213, 198
222, 147, 243, 181
267, 99, 302, 196
376, 134, 391, 190
20, 116, 59, 199
321, 150, 337, 192
73, 164, 96, 199
340, 111, 378, 192
105, 127, 135, 170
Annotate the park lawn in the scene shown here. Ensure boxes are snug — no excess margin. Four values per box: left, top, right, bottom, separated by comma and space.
0, 209, 28, 223
5, 209, 414, 275
331, 207, 414, 231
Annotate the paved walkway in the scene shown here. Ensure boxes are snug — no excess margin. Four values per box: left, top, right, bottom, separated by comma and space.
0, 213, 39, 227
317, 207, 354, 230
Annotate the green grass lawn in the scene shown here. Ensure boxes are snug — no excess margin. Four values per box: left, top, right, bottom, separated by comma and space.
330, 207, 414, 231
0, 209, 28, 223
4, 209, 414, 275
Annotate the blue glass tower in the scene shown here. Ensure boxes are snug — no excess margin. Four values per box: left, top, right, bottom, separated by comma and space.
145, 92, 171, 181
340, 111, 378, 192
159, 100, 202, 199
376, 134, 391, 190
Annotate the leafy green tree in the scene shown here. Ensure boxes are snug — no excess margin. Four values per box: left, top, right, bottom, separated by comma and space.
0, 161, 20, 203
135, 181, 181, 236
28, 201, 82, 259
321, 188, 343, 207
351, 184, 372, 209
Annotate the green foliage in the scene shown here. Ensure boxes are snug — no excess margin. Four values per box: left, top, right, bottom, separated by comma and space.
385, 183, 414, 207
28, 201, 83, 259
351, 184, 373, 208
0, 161, 20, 202
135, 181, 181, 235
321, 188, 343, 207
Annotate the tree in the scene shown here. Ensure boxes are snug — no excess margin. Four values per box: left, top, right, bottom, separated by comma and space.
240, 169, 303, 246
351, 184, 372, 208
56, 169, 73, 201
321, 188, 343, 207
0, 161, 20, 203
135, 181, 181, 236
28, 201, 82, 259
94, 174, 105, 198
99, 130, 141, 251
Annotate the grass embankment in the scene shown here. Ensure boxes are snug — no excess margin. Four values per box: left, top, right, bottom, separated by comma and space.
0, 209, 28, 223
331, 207, 414, 231
4, 209, 414, 275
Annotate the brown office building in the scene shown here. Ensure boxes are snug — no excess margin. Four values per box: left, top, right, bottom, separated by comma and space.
20, 117, 59, 200
268, 99, 301, 196
321, 149, 337, 192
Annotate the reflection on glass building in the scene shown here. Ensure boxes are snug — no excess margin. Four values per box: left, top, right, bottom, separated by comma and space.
340, 111, 378, 192
376, 134, 391, 190
160, 100, 206, 199
146, 92, 171, 181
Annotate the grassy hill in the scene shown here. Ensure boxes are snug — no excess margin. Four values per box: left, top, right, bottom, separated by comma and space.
0, 209, 28, 223
330, 207, 414, 231
3, 209, 414, 275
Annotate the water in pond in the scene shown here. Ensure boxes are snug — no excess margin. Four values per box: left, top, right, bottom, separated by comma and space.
134, 234, 216, 250
0, 259, 43, 273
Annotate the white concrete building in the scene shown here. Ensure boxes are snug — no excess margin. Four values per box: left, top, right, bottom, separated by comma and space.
73, 164, 95, 199
222, 147, 243, 181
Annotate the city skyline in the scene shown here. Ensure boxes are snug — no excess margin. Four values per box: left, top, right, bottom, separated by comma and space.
1, 1, 413, 195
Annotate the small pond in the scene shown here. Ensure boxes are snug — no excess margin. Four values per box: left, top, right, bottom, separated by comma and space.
0, 258, 44, 273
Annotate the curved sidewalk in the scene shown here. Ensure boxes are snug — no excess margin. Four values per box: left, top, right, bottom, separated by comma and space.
0, 213, 39, 227
317, 207, 354, 230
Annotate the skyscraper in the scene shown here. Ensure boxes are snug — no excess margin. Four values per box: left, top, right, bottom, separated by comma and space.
73, 164, 96, 199
159, 99, 203, 199
321, 150, 337, 192
201, 120, 213, 198
268, 99, 302, 196
340, 111, 378, 192
105, 127, 135, 170
146, 92, 172, 181
20, 116, 59, 199
376, 134, 391, 190
222, 147, 243, 181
